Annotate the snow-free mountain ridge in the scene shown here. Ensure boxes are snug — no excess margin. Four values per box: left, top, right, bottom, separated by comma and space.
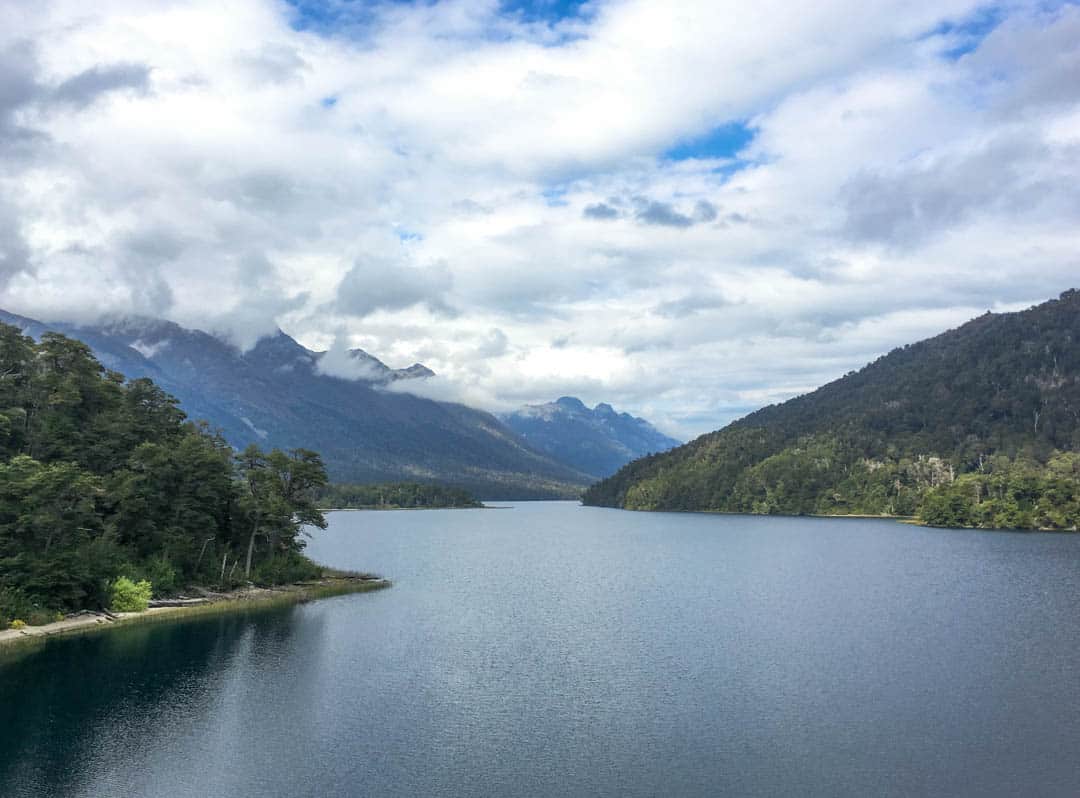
503, 396, 682, 479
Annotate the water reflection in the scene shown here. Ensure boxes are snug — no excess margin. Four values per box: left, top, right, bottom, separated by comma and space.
0, 609, 311, 797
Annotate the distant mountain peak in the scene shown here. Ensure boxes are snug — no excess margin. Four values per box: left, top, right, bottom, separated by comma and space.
503, 397, 681, 479
396, 363, 435, 380
555, 396, 589, 412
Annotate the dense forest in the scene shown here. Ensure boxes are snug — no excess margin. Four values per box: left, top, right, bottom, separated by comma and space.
584, 290, 1080, 530
0, 323, 331, 627
316, 482, 482, 509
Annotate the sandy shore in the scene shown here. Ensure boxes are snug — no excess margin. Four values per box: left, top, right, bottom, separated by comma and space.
0, 576, 390, 651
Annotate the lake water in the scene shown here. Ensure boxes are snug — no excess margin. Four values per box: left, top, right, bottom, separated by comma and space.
3, 502, 1080, 797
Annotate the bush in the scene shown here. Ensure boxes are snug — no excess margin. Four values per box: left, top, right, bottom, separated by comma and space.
110, 577, 153, 612
142, 557, 179, 596
251, 553, 323, 587
120, 558, 180, 597
27, 609, 58, 626
9, 619, 26, 630
0, 587, 35, 629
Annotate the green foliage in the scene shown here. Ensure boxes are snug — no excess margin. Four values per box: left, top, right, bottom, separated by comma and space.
250, 551, 324, 587
585, 291, 1080, 529
109, 577, 153, 612
315, 482, 483, 509
920, 453, 1080, 529
0, 588, 34, 629
0, 322, 333, 616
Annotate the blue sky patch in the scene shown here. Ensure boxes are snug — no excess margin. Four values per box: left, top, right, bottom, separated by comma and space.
542, 186, 571, 207
663, 121, 755, 162
499, 0, 592, 24
287, 0, 592, 33
926, 5, 1005, 60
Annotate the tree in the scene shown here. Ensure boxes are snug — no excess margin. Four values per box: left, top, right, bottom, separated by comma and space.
235, 445, 328, 580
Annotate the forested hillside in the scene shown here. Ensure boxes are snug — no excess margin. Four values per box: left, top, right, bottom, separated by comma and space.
0, 323, 331, 626
584, 291, 1080, 529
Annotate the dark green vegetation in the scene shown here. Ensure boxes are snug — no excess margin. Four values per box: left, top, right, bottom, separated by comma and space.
316, 482, 483, 509
0, 310, 591, 499
502, 396, 681, 479
585, 290, 1080, 530
0, 322, 335, 627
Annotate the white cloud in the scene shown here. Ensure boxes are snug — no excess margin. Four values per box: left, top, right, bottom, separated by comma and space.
1, 0, 1078, 440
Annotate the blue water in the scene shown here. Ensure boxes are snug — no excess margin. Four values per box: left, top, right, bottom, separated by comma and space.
3, 502, 1080, 797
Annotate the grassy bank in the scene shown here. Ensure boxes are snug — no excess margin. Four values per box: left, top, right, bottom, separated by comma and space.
0, 576, 390, 654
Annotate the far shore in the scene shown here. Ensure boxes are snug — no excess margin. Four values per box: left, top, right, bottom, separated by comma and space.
596, 504, 1078, 532
322, 505, 485, 511
0, 576, 390, 653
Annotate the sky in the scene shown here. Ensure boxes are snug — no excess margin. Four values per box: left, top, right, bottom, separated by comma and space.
1, 0, 1079, 439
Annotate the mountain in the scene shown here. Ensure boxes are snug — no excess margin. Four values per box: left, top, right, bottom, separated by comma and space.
502, 396, 681, 479
0, 310, 592, 499
583, 290, 1080, 527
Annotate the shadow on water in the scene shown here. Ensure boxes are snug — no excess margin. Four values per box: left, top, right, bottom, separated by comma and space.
0, 606, 308, 797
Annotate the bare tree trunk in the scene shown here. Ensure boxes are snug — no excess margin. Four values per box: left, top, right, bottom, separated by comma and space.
196, 537, 215, 571
244, 514, 261, 580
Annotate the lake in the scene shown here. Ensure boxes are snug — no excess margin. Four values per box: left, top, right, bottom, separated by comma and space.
3, 502, 1080, 797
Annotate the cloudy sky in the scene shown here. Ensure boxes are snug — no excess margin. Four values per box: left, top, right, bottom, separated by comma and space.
1, 0, 1078, 438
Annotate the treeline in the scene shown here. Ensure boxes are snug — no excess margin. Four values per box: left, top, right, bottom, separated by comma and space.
592, 432, 1079, 529
920, 452, 1080, 529
0, 323, 329, 627
316, 482, 482, 509
584, 290, 1080, 530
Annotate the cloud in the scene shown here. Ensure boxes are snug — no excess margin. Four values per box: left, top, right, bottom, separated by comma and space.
52, 63, 151, 108
235, 43, 309, 85
586, 196, 720, 228
634, 199, 694, 228
314, 334, 387, 381
334, 258, 454, 318
0, 41, 49, 155
0, 202, 30, 284
842, 132, 1080, 246
583, 202, 619, 220
0, 0, 1078, 440
693, 200, 718, 222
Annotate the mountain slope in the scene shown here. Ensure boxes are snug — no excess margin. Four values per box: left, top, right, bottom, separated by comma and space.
584, 290, 1080, 525
0, 311, 592, 498
502, 396, 681, 479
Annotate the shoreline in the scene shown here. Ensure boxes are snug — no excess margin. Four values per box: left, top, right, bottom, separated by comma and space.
587, 503, 1078, 532
322, 505, 484, 511
0, 576, 391, 653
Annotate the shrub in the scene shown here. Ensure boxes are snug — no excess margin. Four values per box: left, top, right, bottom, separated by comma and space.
142, 557, 179, 596
251, 553, 323, 587
27, 609, 58, 626
9, 619, 26, 630
0, 587, 35, 629
110, 577, 153, 612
